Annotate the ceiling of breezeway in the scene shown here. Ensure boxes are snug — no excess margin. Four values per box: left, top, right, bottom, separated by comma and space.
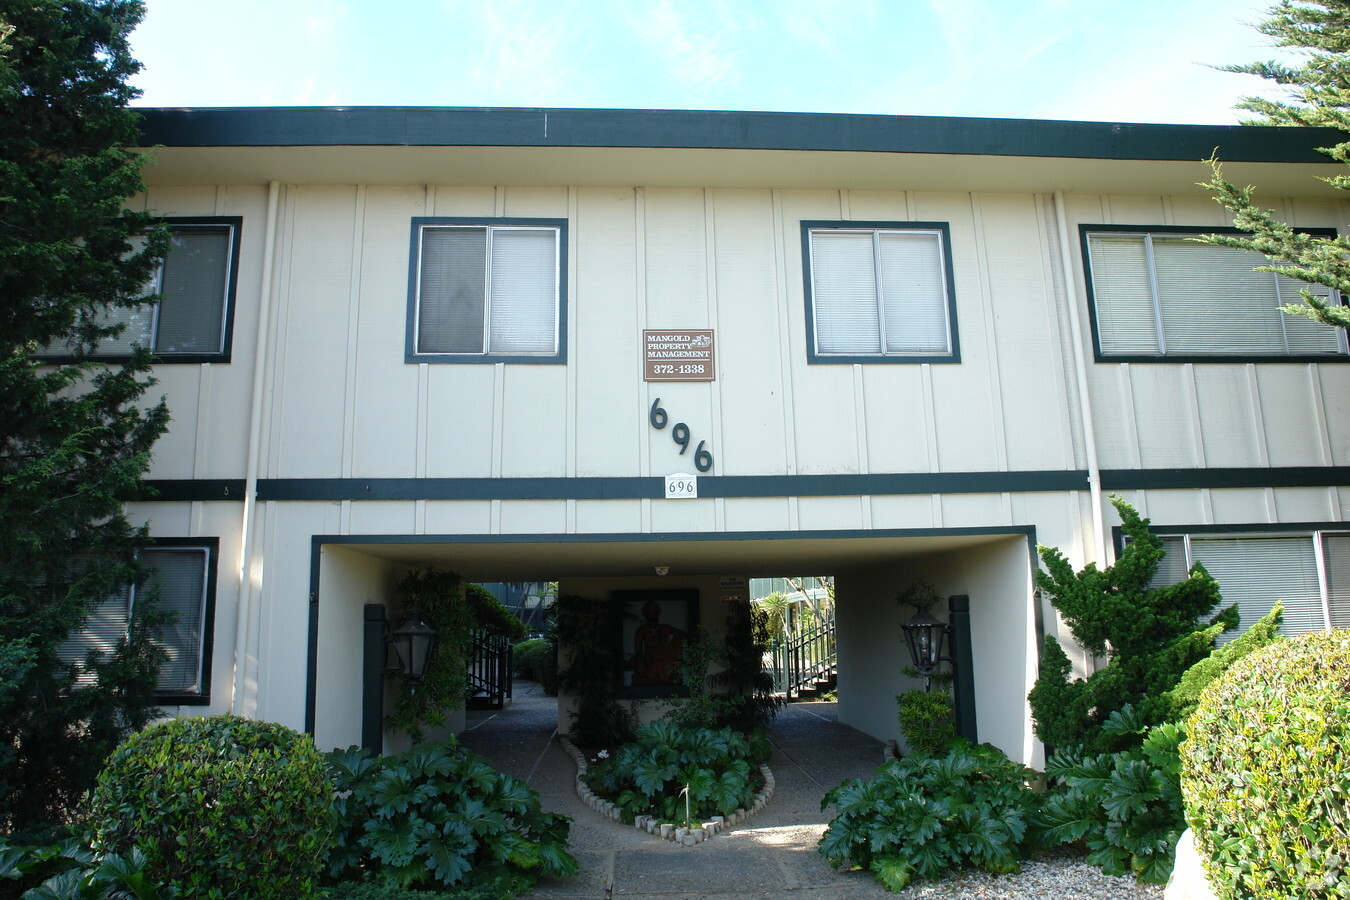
326, 530, 1024, 582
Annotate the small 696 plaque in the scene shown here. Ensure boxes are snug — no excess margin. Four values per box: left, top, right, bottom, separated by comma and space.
664, 474, 698, 499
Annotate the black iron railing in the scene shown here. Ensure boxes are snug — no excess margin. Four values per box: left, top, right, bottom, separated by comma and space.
770, 617, 837, 700
466, 630, 514, 710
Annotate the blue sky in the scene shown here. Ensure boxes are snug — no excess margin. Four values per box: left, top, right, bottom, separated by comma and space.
131, 0, 1290, 124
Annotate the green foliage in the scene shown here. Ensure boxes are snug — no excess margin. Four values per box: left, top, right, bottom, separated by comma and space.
818, 743, 1041, 892
583, 721, 768, 827
1204, 0, 1350, 329
322, 880, 517, 900
464, 585, 525, 641
326, 739, 577, 894
896, 685, 956, 757
85, 715, 336, 900
0, 0, 172, 830
511, 639, 557, 694
386, 569, 475, 742
705, 602, 783, 732
554, 595, 635, 748
1181, 630, 1350, 899
0, 838, 174, 899
1029, 496, 1232, 753
1163, 602, 1283, 723
1038, 708, 1186, 885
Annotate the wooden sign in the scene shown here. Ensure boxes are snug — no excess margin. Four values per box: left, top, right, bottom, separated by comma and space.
643, 330, 715, 381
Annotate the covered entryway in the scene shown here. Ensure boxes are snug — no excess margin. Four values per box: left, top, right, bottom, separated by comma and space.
308, 527, 1040, 766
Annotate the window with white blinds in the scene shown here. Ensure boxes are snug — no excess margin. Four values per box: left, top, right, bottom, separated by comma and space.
92, 221, 238, 360
805, 224, 956, 360
414, 223, 561, 358
1084, 229, 1346, 358
1146, 531, 1349, 641
56, 546, 212, 700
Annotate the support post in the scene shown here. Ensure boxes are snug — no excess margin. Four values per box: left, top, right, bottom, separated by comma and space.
362, 604, 387, 754
947, 595, 977, 742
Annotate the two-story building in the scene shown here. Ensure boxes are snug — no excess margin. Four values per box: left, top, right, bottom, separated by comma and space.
94, 106, 1349, 765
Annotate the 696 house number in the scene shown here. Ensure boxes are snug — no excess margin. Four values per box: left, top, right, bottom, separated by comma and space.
649, 398, 714, 473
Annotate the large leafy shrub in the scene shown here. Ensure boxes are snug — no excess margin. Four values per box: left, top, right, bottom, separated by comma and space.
1029, 496, 1232, 753
0, 839, 171, 899
511, 639, 557, 693
326, 739, 577, 893
1181, 630, 1350, 899
1038, 708, 1185, 884
85, 715, 335, 900
554, 595, 635, 748
818, 743, 1041, 893
584, 720, 769, 826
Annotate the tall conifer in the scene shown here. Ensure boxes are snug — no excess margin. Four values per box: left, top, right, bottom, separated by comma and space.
0, 0, 169, 830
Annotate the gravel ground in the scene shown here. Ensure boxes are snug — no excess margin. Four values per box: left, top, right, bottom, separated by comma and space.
891, 853, 1164, 899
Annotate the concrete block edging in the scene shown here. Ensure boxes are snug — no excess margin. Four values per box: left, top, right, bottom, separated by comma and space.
560, 736, 776, 846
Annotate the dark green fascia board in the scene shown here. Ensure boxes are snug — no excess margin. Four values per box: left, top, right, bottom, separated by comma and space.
139, 468, 1350, 503
257, 471, 1087, 502
133, 107, 1344, 164
1100, 467, 1350, 491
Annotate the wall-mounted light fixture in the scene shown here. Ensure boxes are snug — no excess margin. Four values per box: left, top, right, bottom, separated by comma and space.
387, 606, 437, 689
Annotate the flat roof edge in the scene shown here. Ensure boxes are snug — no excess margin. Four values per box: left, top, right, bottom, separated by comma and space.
132, 106, 1346, 164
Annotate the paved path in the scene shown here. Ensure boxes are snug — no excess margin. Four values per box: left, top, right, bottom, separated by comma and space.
458, 681, 899, 899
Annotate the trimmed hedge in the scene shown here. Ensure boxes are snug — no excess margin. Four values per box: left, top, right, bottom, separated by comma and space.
1181, 631, 1350, 898
86, 714, 336, 900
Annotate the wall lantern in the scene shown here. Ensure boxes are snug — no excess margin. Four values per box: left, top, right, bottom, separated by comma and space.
901, 598, 950, 692
388, 607, 437, 688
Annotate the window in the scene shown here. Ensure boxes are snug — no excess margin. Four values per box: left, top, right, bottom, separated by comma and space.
1147, 530, 1349, 642
407, 218, 566, 362
1083, 226, 1347, 360
93, 218, 241, 362
57, 541, 216, 703
802, 221, 958, 363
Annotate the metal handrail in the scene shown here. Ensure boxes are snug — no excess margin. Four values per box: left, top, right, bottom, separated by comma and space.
770, 617, 837, 699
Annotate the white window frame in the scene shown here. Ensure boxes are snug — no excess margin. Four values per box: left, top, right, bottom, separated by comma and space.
56, 543, 215, 703
407, 218, 566, 363
802, 221, 959, 363
1083, 226, 1348, 361
88, 218, 241, 363
1145, 529, 1349, 640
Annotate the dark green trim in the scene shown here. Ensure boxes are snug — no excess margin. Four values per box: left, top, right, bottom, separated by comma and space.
142, 479, 246, 502
148, 537, 218, 707
257, 471, 1087, 502
135, 108, 1343, 165
1080, 224, 1349, 364
1100, 467, 1350, 491
405, 217, 569, 364
801, 221, 961, 365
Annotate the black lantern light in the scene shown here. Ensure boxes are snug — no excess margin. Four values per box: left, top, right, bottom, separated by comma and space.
901, 599, 949, 692
389, 606, 437, 688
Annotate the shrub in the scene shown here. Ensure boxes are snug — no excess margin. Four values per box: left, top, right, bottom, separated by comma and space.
326, 739, 577, 893
1029, 497, 1232, 753
1038, 707, 1186, 884
0, 838, 173, 899
1181, 630, 1350, 899
896, 680, 956, 757
818, 742, 1040, 892
85, 714, 335, 900
584, 720, 769, 826
465, 585, 526, 641
512, 638, 557, 693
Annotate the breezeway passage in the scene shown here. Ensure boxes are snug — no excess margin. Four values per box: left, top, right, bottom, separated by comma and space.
455, 682, 1164, 900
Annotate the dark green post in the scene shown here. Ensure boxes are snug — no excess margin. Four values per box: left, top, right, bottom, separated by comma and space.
362, 604, 387, 753
948, 594, 977, 742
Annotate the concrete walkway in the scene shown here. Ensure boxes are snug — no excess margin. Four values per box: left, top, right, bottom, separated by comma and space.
458, 681, 900, 900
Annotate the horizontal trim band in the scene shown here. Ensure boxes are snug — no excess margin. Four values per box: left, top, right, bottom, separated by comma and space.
138, 468, 1350, 503
1100, 467, 1350, 491
134, 108, 1340, 165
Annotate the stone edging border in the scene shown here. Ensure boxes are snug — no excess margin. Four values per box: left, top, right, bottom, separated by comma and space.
560, 736, 776, 846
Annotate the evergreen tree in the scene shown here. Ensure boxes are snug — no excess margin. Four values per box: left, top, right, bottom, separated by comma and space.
1028, 497, 1234, 754
0, 0, 170, 831
1202, 0, 1350, 328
